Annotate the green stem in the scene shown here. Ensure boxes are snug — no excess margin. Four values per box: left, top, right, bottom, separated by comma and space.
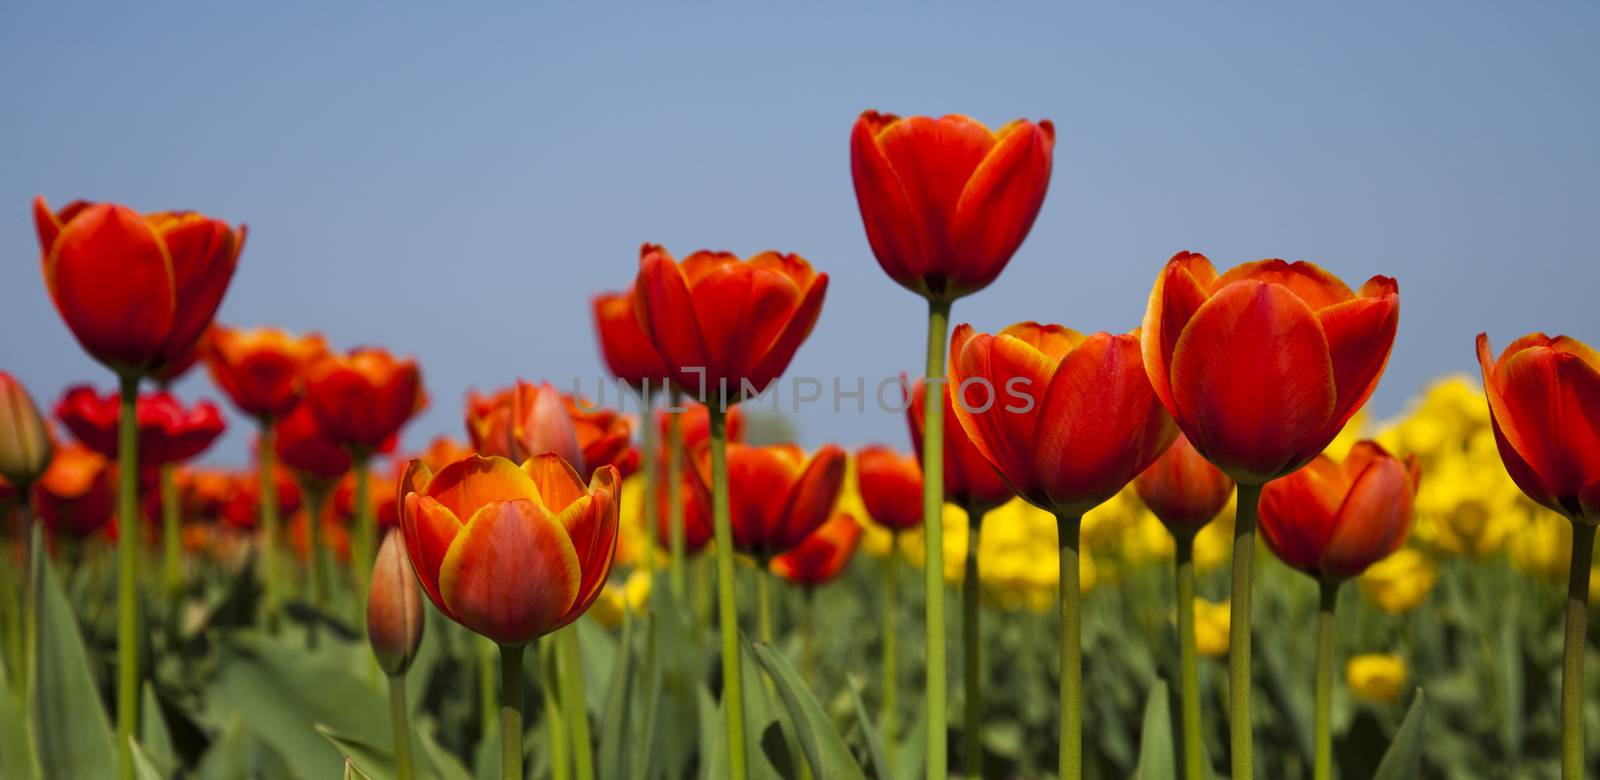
1057, 514, 1082, 780
115, 374, 141, 780
1229, 482, 1263, 780
258, 418, 281, 634
1314, 580, 1340, 780
921, 298, 952, 780
306, 488, 328, 650
882, 538, 900, 757
500, 642, 525, 780
693, 552, 711, 639
558, 628, 594, 780
1563, 521, 1596, 780
542, 637, 570, 780
757, 567, 774, 644
160, 464, 182, 607
708, 404, 747, 780
21, 500, 38, 714
481, 636, 501, 741
638, 390, 662, 591
1175, 534, 1203, 780
667, 392, 688, 602
802, 588, 816, 687
963, 509, 984, 780
352, 456, 374, 625
388, 674, 414, 780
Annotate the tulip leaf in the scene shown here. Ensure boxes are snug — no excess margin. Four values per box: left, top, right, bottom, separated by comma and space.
417, 721, 475, 780
140, 683, 177, 778
645, 572, 703, 780
27, 530, 117, 779
751, 641, 867, 780
0, 666, 39, 780
846, 680, 891, 780
129, 736, 164, 780
1372, 689, 1427, 780
317, 724, 397, 780
1131, 679, 1175, 780
599, 613, 637, 780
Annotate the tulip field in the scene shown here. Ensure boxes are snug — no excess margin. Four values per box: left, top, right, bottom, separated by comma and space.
4, 103, 1600, 780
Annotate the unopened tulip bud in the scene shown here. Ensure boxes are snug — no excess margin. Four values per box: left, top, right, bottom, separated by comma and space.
0, 372, 54, 489
368, 530, 424, 675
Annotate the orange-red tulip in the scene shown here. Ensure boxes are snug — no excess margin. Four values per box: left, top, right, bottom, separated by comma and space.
950, 323, 1177, 517
305, 347, 425, 453
55, 386, 225, 467
770, 512, 863, 587
1136, 433, 1234, 536
221, 467, 302, 530
856, 445, 924, 531
34, 197, 245, 375
687, 443, 846, 558
565, 395, 640, 479
368, 530, 424, 675
32, 444, 114, 538
465, 380, 582, 466
849, 112, 1055, 302
633, 244, 828, 404
274, 402, 353, 487
593, 288, 671, 392
1259, 441, 1418, 580
204, 325, 329, 419
399, 453, 620, 645
1142, 253, 1399, 484
0, 372, 54, 490
905, 376, 1012, 514
1477, 333, 1600, 522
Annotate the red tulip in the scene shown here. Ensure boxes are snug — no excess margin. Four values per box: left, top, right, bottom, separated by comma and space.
653, 464, 714, 554
399, 453, 620, 645
1259, 441, 1419, 580
950, 323, 1177, 517
905, 376, 1012, 514
654, 403, 743, 462
633, 244, 828, 405
368, 530, 424, 675
686, 443, 846, 558
204, 325, 329, 419
565, 395, 639, 479
0, 372, 54, 490
32, 444, 114, 538
274, 401, 353, 487
334, 470, 392, 528
55, 386, 225, 467
150, 343, 202, 385
176, 468, 233, 523
1477, 332, 1600, 522
221, 467, 302, 530
1135, 433, 1234, 536
1142, 253, 1399, 484
849, 112, 1055, 302
592, 288, 671, 392
34, 197, 244, 375
856, 445, 924, 531
770, 512, 863, 587
305, 347, 425, 453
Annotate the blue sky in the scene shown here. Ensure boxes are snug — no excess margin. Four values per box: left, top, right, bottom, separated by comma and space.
3, 2, 1596, 464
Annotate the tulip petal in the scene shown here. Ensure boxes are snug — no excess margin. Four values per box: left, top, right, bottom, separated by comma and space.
949, 120, 1054, 298
635, 251, 712, 388
951, 330, 1050, 507
44, 204, 176, 370
554, 465, 621, 628
521, 452, 588, 513
747, 272, 828, 394
774, 445, 847, 551
404, 494, 462, 612
152, 215, 242, 367
875, 116, 996, 283
1169, 280, 1337, 482
438, 498, 580, 645
1495, 340, 1600, 515
1210, 259, 1354, 310
1317, 277, 1399, 432
1322, 454, 1414, 578
1141, 252, 1218, 413
1258, 455, 1346, 573
689, 263, 800, 381
425, 455, 539, 522
851, 114, 929, 294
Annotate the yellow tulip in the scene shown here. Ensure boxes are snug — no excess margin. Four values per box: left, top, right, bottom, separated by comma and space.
1358, 549, 1438, 615
1194, 598, 1230, 658
1346, 654, 1407, 704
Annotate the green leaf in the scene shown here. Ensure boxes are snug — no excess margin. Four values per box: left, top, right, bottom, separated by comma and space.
416, 721, 474, 780
599, 614, 638, 780
0, 667, 39, 779
129, 736, 165, 780
846, 681, 890, 780
629, 619, 663, 780
751, 641, 866, 780
140, 684, 177, 778
193, 714, 249, 780
1372, 689, 1426, 780
1132, 679, 1175, 780
27, 532, 116, 778
317, 724, 397, 780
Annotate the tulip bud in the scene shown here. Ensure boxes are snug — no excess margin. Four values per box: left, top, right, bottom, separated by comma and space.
368, 530, 424, 675
0, 372, 54, 489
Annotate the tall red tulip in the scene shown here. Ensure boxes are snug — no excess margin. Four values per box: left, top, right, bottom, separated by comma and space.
1136, 433, 1234, 538
55, 386, 225, 467
305, 348, 425, 454
275, 402, 353, 489
1141, 252, 1398, 780
905, 377, 1012, 515
856, 445, 924, 532
686, 443, 846, 559
565, 395, 639, 479
633, 243, 827, 405
770, 512, 862, 587
465, 380, 581, 465
34, 197, 244, 376
204, 325, 329, 419
592, 288, 671, 393
1479, 332, 1600, 777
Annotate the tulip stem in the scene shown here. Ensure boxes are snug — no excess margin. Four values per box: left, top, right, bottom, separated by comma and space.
1563, 521, 1596, 780
1229, 482, 1262, 780
757, 567, 774, 644
1174, 534, 1203, 780
802, 587, 816, 686
666, 392, 689, 602
115, 373, 141, 780
708, 404, 747, 780
557, 628, 594, 780
306, 488, 329, 650
1314, 580, 1339, 780
499, 642, 525, 780
22, 501, 39, 714
882, 537, 900, 760
921, 298, 952, 780
160, 464, 183, 611
963, 509, 984, 780
388, 674, 414, 780
1056, 514, 1082, 780
352, 456, 374, 626
541, 637, 570, 780
258, 418, 282, 634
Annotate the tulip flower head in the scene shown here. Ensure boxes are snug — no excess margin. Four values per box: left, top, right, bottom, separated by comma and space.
850, 112, 1055, 302
305, 347, 425, 454
465, 380, 582, 467
274, 401, 353, 490
204, 325, 329, 419
770, 512, 863, 587
633, 244, 828, 406
905, 376, 1013, 514
1477, 332, 1600, 524
1259, 441, 1420, 581
592, 287, 671, 393
1345, 654, 1408, 704
856, 445, 924, 532
950, 322, 1177, 517
32, 444, 114, 538
686, 443, 846, 559
55, 386, 225, 467
34, 197, 244, 376
399, 453, 620, 646
1135, 433, 1234, 537
0, 372, 54, 490
1142, 253, 1399, 485
368, 530, 424, 675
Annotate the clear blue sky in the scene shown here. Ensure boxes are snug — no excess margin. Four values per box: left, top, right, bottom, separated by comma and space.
3, 2, 1596, 465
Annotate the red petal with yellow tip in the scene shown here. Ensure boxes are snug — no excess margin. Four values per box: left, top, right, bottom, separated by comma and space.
554, 465, 620, 628
404, 494, 463, 613
521, 453, 587, 513
1141, 252, 1218, 413
948, 120, 1054, 297
438, 498, 580, 645
1209, 259, 1355, 310
425, 455, 539, 522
